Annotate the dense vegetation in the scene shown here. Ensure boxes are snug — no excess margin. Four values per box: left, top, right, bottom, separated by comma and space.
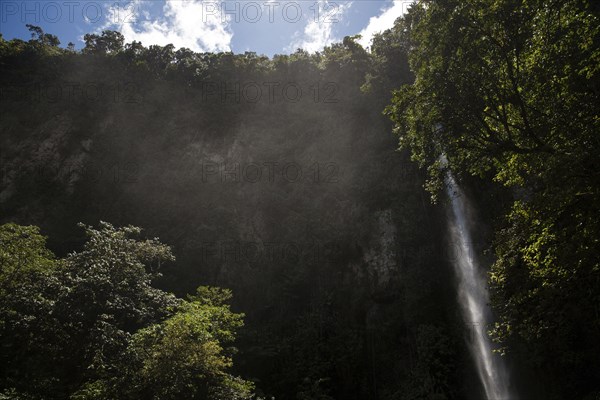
386, 1, 600, 399
1, 0, 599, 399
0, 222, 253, 399
1, 21, 468, 400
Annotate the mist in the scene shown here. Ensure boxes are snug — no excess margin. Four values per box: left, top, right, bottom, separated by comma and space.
1, 1, 599, 399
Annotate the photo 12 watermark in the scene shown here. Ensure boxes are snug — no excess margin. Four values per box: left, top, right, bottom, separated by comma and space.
0, 81, 144, 104
199, 240, 343, 267
196, 81, 339, 104
196, 161, 340, 184
0, 161, 139, 185
0, 1, 351, 26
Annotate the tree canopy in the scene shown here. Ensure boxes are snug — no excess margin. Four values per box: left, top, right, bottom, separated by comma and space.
0, 222, 252, 400
1, 3, 600, 397
386, 0, 600, 397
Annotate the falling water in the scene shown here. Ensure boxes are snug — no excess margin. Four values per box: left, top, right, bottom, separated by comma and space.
444, 171, 513, 400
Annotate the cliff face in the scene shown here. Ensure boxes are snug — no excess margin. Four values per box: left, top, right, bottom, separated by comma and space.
0, 58, 423, 287
0, 49, 467, 399
363, 209, 398, 292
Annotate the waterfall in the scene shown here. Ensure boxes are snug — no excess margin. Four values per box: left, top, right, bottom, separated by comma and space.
444, 171, 513, 400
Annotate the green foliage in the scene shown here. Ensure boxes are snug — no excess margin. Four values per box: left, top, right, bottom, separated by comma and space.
83, 31, 125, 55
386, 0, 600, 396
0, 223, 58, 291
362, 14, 414, 100
0, 222, 251, 399
82, 296, 252, 400
0, 224, 61, 396
0, 23, 467, 399
406, 325, 456, 400
26, 24, 60, 47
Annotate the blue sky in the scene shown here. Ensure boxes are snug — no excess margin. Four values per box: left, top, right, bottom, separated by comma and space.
0, 1, 412, 55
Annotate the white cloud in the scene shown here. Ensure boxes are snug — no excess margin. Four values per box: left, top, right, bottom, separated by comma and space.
357, 1, 412, 49
102, 0, 233, 53
287, 1, 352, 53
